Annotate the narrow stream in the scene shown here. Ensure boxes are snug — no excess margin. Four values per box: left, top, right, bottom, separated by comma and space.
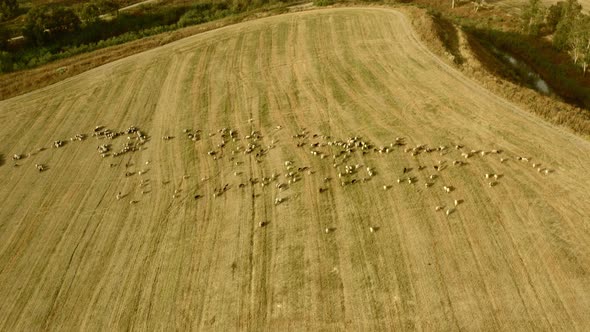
493, 46, 551, 95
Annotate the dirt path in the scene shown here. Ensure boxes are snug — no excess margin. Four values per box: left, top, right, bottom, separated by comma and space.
0, 7, 589, 330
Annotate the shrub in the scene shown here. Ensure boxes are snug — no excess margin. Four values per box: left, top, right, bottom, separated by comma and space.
314, 0, 334, 6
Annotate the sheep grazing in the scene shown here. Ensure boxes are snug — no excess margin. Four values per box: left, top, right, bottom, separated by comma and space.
429, 174, 437, 180
34, 163, 46, 172
461, 152, 470, 159
12, 154, 22, 160
500, 158, 507, 163
53, 140, 64, 148
455, 144, 463, 150
425, 182, 432, 188
454, 199, 461, 207
274, 198, 284, 205
116, 192, 122, 200
493, 174, 500, 180
397, 178, 403, 184
485, 173, 492, 179
489, 181, 497, 187
480, 151, 487, 156
383, 185, 389, 190
443, 186, 451, 193
258, 221, 267, 228
435, 206, 443, 211
369, 226, 377, 233
446, 209, 453, 216
325, 227, 331, 234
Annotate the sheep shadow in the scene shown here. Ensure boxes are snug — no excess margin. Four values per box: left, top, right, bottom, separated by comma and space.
0, 154, 4, 167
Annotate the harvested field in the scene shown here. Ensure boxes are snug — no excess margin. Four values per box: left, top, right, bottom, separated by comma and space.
0, 7, 589, 330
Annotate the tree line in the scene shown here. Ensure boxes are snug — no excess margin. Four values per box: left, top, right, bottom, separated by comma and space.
522, 0, 590, 74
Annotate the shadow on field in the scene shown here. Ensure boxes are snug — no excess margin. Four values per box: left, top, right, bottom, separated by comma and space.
0, 154, 4, 167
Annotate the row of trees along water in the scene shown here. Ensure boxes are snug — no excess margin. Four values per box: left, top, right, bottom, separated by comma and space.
0, 0, 269, 72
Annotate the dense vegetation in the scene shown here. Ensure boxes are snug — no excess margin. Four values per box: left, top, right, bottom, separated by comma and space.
468, 0, 590, 108
0, 0, 18, 22
0, 0, 289, 73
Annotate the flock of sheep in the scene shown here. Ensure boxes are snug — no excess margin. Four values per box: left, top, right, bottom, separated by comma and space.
4, 120, 554, 232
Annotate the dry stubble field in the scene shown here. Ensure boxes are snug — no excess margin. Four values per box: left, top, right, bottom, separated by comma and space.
0, 7, 589, 331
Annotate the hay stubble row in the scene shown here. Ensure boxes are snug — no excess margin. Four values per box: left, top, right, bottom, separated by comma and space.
0, 8, 589, 330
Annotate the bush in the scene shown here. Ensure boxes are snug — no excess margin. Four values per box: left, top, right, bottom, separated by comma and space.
314, 0, 334, 6
178, 3, 232, 27
0, 50, 12, 72
79, 3, 101, 24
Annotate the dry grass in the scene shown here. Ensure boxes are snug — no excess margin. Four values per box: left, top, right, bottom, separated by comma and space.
1, 8, 589, 330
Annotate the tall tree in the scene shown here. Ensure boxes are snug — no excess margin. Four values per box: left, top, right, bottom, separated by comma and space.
521, 0, 546, 36
553, 0, 582, 49
569, 15, 590, 73
546, 2, 565, 32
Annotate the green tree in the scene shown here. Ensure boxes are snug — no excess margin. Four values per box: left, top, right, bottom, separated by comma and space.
553, 0, 582, 49
546, 2, 565, 33
23, 6, 81, 45
569, 15, 590, 73
0, 0, 18, 22
79, 3, 101, 23
521, 0, 546, 36
95, 0, 119, 17
0, 50, 12, 72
